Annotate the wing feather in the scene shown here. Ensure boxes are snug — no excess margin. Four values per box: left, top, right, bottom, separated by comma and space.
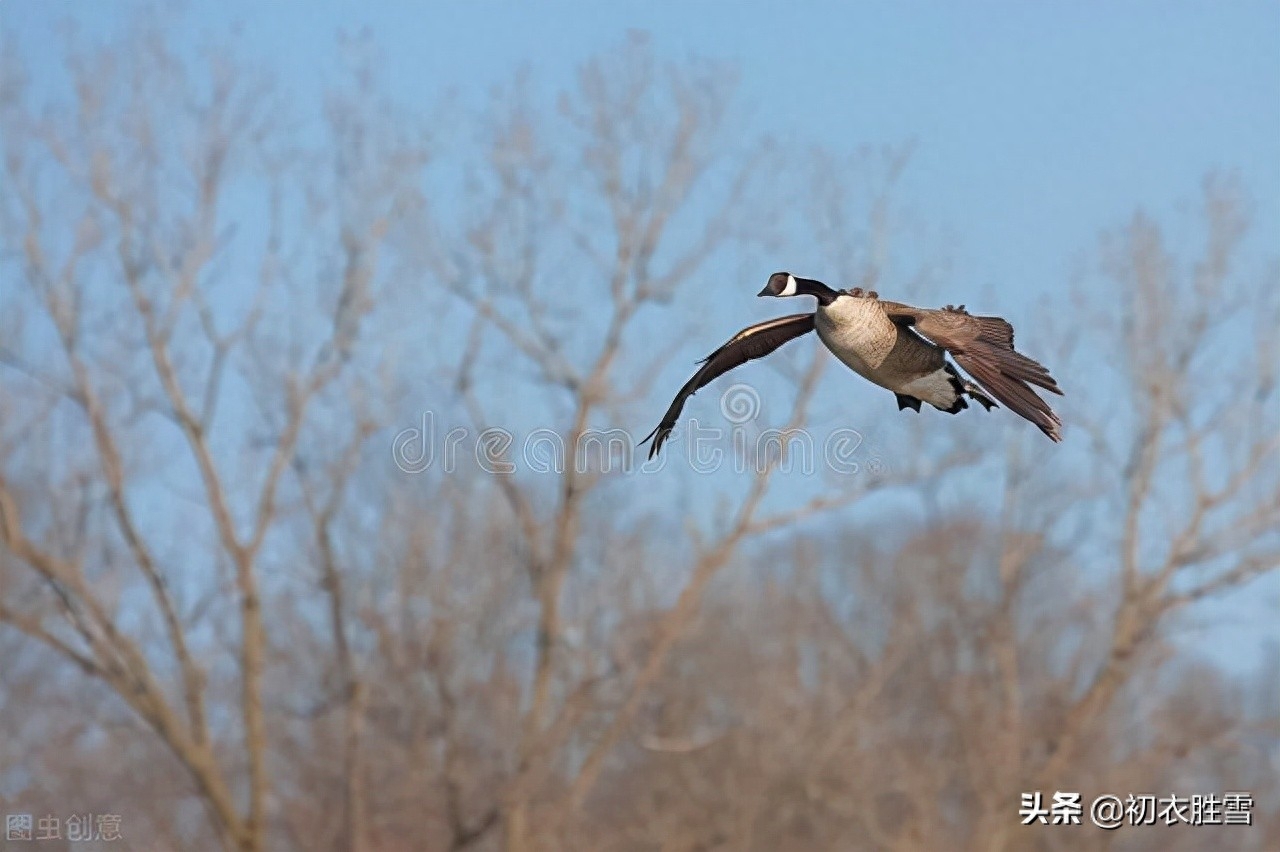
953, 350, 1063, 441
641, 313, 816, 458
883, 302, 1063, 441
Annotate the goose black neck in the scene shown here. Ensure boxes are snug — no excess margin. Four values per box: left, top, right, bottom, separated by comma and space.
795, 277, 840, 306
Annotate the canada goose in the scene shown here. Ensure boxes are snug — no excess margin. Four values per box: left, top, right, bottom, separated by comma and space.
641, 272, 1062, 458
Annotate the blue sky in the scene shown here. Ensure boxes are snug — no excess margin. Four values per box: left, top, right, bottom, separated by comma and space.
9, 1, 1276, 291
9, 3, 1280, 270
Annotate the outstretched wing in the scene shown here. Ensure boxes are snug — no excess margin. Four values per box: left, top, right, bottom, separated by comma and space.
641, 313, 816, 459
882, 301, 1064, 442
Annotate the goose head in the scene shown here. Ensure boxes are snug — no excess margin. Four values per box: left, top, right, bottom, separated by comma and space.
758, 272, 800, 297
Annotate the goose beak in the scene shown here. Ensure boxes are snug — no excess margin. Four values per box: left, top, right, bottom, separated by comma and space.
757, 285, 772, 297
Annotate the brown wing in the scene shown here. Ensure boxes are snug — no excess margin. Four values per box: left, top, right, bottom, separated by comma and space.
641, 313, 816, 459
882, 301, 1064, 442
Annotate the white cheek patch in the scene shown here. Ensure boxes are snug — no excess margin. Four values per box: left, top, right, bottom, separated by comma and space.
781, 274, 798, 296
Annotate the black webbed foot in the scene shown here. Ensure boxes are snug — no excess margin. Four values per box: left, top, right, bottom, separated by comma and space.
895, 393, 922, 412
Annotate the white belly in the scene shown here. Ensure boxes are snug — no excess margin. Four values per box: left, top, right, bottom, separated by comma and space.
897, 369, 963, 407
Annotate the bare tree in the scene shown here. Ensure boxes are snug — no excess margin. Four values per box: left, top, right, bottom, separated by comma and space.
421, 32, 917, 849
0, 23, 424, 852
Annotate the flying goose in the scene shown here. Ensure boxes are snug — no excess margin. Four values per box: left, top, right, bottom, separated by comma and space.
641, 272, 1062, 458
